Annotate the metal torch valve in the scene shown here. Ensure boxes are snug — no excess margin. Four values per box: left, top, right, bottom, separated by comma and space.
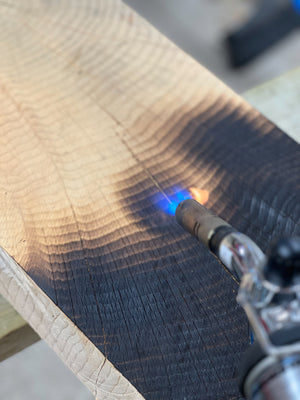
176, 199, 300, 400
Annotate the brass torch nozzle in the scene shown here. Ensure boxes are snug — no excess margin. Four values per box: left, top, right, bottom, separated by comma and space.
175, 199, 231, 248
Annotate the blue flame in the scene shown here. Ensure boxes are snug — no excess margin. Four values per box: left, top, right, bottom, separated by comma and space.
154, 186, 192, 215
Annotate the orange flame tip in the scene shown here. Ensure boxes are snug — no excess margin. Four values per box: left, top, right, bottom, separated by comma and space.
188, 187, 209, 205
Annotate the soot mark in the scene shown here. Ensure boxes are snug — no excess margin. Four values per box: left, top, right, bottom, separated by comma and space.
26, 104, 300, 400
120, 105, 300, 250
112, 105, 300, 398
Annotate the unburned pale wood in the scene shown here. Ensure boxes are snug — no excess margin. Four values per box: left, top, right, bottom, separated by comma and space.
0, 1, 299, 399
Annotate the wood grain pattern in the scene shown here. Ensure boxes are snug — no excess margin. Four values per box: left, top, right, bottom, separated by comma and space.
0, 247, 144, 399
2, 68, 300, 365
0, 1, 299, 399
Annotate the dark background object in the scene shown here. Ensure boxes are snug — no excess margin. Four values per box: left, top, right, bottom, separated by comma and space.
126, 0, 300, 92
226, 0, 300, 67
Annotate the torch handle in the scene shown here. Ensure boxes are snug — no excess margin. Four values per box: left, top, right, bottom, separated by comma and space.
176, 199, 300, 400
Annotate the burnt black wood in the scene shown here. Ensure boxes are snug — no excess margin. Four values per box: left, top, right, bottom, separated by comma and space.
29, 104, 300, 400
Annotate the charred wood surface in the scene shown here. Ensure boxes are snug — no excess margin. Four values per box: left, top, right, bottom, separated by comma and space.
0, 1, 299, 399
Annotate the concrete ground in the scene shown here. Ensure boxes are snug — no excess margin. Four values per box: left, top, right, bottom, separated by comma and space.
0, 341, 93, 400
1, 1, 299, 399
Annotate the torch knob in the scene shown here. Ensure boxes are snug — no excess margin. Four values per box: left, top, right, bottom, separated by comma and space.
263, 236, 300, 288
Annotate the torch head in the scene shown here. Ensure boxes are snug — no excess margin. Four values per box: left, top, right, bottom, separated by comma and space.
175, 199, 231, 248
176, 200, 300, 400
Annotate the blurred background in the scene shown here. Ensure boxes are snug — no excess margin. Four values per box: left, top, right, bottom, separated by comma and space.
1, 0, 299, 399
126, 0, 300, 92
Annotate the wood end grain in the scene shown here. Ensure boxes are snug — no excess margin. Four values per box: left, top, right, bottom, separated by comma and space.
0, 248, 144, 400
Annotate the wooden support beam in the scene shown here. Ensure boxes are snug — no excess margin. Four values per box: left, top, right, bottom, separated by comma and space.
0, 1, 299, 399
0, 295, 39, 361
0, 249, 143, 399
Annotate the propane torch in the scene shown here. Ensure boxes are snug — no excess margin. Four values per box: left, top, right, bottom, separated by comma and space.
176, 198, 300, 400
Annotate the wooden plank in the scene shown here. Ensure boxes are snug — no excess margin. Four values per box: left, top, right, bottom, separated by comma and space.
0, 1, 299, 399
0, 295, 39, 361
2, 67, 300, 364
2, 67, 300, 363
0, 68, 300, 366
